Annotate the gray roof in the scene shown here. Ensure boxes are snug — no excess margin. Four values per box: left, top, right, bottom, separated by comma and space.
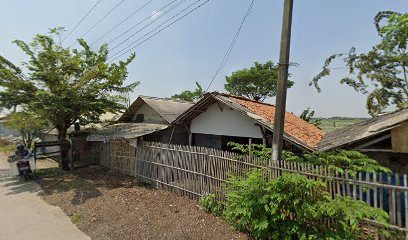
119, 96, 193, 123
318, 108, 408, 151
87, 123, 169, 140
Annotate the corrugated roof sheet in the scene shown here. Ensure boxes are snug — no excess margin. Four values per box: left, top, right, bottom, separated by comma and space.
119, 96, 193, 123
87, 123, 169, 140
318, 108, 408, 151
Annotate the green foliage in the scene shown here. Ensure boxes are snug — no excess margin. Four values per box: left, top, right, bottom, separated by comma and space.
0, 140, 16, 153
228, 142, 391, 174
199, 193, 224, 216
311, 11, 408, 116
171, 82, 204, 102
4, 111, 49, 149
70, 212, 82, 224
285, 150, 392, 175
299, 107, 322, 127
224, 170, 390, 240
224, 61, 295, 102
227, 142, 272, 160
0, 27, 138, 169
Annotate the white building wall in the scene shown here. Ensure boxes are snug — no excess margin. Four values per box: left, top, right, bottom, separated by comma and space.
190, 102, 263, 139
131, 103, 167, 124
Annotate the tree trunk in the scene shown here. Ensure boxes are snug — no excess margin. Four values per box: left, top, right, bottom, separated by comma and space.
57, 122, 70, 171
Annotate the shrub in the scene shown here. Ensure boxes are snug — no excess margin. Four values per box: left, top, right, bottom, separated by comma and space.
224, 169, 390, 240
284, 150, 391, 174
199, 193, 224, 216
228, 142, 391, 174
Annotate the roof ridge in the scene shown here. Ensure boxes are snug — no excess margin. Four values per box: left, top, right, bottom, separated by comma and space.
140, 95, 193, 104
215, 92, 276, 107
218, 92, 322, 131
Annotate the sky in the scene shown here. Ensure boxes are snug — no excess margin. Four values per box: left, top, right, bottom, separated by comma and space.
1, 0, 407, 118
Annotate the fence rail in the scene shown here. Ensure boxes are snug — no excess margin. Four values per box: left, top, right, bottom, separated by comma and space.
97, 141, 408, 239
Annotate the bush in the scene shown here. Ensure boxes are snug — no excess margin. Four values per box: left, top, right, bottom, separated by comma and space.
224, 170, 390, 240
199, 193, 224, 216
228, 142, 391, 174
284, 150, 391, 174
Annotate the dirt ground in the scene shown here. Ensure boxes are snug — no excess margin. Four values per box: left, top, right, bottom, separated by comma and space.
35, 165, 249, 240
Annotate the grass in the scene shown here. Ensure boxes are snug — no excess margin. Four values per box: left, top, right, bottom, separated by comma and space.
319, 118, 366, 133
70, 212, 82, 224
0, 144, 15, 153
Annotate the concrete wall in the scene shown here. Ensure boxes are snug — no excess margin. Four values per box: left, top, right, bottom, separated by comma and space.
190, 102, 263, 139
392, 121, 408, 153
131, 103, 167, 124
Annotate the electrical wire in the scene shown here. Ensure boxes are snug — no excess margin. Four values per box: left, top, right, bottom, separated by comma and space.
69, 0, 127, 47
90, 0, 155, 47
107, 0, 180, 45
109, 0, 188, 51
205, 0, 254, 92
62, 0, 103, 43
109, 0, 210, 62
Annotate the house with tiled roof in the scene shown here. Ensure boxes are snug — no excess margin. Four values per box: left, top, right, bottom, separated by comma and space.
174, 92, 325, 152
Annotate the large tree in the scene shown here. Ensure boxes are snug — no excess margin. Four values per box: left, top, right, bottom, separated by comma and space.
310, 11, 408, 116
224, 61, 294, 102
0, 28, 138, 170
171, 82, 204, 102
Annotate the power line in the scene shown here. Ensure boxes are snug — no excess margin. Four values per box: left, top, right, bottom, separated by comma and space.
109, 0, 210, 62
107, 0, 179, 46
70, 0, 127, 47
90, 0, 155, 47
109, 0, 186, 51
62, 0, 103, 43
205, 0, 254, 92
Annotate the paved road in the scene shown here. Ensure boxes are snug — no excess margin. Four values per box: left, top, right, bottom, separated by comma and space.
0, 153, 91, 240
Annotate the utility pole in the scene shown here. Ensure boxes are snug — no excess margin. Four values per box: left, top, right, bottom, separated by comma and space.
271, 0, 294, 162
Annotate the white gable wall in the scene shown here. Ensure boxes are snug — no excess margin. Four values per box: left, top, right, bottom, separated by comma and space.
190, 102, 263, 139
131, 103, 168, 124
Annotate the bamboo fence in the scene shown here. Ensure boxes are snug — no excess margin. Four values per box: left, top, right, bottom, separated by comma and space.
98, 141, 408, 239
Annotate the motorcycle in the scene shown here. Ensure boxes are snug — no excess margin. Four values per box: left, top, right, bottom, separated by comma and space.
9, 152, 36, 180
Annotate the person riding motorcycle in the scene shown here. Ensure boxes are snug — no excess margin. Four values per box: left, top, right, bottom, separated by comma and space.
13, 144, 29, 160
9, 144, 36, 178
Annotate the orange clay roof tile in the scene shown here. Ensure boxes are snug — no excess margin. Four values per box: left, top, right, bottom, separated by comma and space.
224, 94, 325, 149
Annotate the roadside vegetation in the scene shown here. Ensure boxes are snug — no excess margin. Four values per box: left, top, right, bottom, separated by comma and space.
228, 142, 391, 174
200, 171, 390, 240
0, 138, 15, 153
0, 27, 138, 170
210, 142, 393, 239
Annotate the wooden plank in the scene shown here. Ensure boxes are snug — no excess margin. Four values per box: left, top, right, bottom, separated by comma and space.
397, 173, 402, 227
404, 174, 408, 240
389, 174, 396, 225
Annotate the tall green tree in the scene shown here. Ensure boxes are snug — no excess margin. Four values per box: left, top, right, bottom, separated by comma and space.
0, 28, 138, 169
171, 82, 204, 102
310, 11, 408, 116
4, 111, 49, 149
224, 61, 294, 102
